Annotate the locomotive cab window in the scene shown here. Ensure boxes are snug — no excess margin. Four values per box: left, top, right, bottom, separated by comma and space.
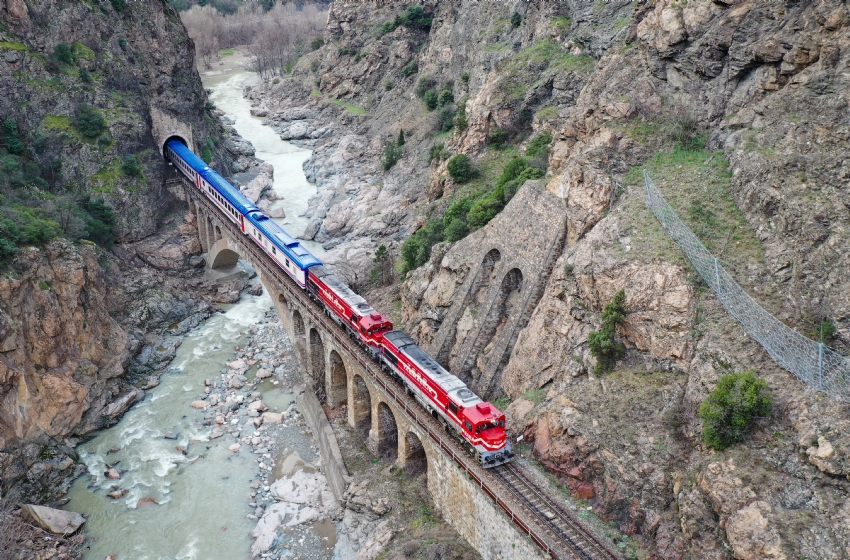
465, 421, 473, 432
447, 402, 458, 415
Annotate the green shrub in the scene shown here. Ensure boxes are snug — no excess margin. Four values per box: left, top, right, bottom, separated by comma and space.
168, 0, 188, 10
526, 131, 552, 159
436, 106, 455, 133
488, 128, 508, 149
699, 371, 771, 450
587, 290, 627, 373
2, 119, 24, 155
444, 197, 472, 226
467, 190, 504, 229
497, 157, 528, 189
447, 154, 474, 183
74, 103, 106, 139
511, 12, 522, 27
370, 243, 393, 286
400, 60, 418, 77
0, 238, 17, 265
201, 141, 214, 164
517, 166, 544, 183
82, 198, 116, 247
121, 154, 141, 177
460, 72, 470, 83
454, 101, 468, 131
400, 219, 443, 276
118, 38, 127, 50
438, 88, 454, 107
384, 80, 395, 90
110, 0, 126, 12
310, 37, 325, 51
53, 43, 74, 64
397, 129, 405, 146
383, 5, 433, 35
502, 179, 520, 203
423, 90, 438, 111
416, 77, 434, 98
444, 216, 469, 242
428, 143, 450, 162
382, 141, 403, 171
78, 67, 92, 83
18, 208, 60, 245
338, 47, 357, 56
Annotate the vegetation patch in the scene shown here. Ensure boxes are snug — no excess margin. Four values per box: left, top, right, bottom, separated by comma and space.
699, 370, 772, 450
0, 41, 27, 51
330, 99, 366, 116
381, 5, 433, 35
588, 290, 627, 374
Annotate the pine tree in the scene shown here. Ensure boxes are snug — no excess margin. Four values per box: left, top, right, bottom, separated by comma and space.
397, 129, 405, 146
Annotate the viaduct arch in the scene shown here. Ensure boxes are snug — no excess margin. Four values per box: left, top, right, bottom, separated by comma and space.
180, 177, 554, 560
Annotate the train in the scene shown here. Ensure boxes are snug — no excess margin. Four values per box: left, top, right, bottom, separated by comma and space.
165, 139, 513, 467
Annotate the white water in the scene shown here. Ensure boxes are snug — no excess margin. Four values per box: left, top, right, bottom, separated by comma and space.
66, 294, 272, 559
204, 67, 325, 257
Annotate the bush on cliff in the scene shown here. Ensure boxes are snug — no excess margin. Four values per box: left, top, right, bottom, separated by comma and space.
587, 290, 627, 373
699, 371, 772, 451
447, 154, 474, 183
399, 219, 443, 277
74, 104, 106, 140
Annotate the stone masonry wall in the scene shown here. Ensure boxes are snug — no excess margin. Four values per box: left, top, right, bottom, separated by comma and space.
428, 451, 546, 560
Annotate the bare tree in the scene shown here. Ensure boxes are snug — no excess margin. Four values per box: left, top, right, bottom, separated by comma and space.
181, 1, 326, 78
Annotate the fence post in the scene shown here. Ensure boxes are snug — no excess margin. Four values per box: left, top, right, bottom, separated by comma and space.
818, 343, 824, 390
714, 258, 722, 294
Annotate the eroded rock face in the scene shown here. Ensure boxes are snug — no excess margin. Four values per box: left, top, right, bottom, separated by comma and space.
0, 241, 130, 443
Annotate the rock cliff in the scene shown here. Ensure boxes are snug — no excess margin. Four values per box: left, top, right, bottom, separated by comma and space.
249, 0, 850, 557
0, 0, 248, 506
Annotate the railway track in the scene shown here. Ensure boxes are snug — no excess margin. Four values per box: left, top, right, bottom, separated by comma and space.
183, 179, 621, 560
492, 461, 620, 560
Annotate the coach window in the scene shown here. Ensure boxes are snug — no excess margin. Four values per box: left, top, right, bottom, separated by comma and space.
272, 247, 276, 255
447, 402, 458, 415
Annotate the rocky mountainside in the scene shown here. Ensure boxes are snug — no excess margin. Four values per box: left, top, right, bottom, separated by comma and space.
0, 0, 261, 507
247, 1, 850, 558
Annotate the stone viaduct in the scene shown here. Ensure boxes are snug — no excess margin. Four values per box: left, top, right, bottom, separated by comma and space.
172, 174, 563, 560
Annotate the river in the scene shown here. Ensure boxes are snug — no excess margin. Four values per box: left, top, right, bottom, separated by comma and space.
65, 57, 334, 559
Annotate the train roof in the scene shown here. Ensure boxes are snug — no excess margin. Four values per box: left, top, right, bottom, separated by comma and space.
167, 139, 261, 216
167, 139, 208, 173
384, 331, 481, 407
248, 214, 322, 269
310, 266, 376, 316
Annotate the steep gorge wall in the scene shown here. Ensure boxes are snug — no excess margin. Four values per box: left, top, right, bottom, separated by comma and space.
250, 0, 850, 558
0, 0, 240, 501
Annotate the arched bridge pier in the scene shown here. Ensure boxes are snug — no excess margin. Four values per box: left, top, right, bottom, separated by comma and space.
179, 176, 608, 560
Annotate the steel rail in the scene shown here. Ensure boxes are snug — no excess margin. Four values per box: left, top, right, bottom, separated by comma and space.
182, 179, 621, 560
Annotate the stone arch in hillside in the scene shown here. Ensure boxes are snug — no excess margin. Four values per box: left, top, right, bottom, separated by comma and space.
440, 248, 502, 367
460, 267, 524, 389
309, 328, 326, 403
328, 349, 347, 407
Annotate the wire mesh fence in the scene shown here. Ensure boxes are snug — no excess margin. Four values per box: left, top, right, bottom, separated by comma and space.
643, 170, 850, 402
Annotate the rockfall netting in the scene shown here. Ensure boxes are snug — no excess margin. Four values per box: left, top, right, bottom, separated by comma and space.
643, 170, 849, 401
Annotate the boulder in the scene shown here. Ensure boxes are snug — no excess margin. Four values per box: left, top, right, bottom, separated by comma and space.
255, 368, 272, 379
190, 400, 208, 410
248, 400, 267, 412
261, 412, 283, 424
226, 359, 246, 370
210, 427, 224, 440
107, 488, 128, 499
105, 468, 120, 480
20, 505, 86, 534
137, 497, 159, 508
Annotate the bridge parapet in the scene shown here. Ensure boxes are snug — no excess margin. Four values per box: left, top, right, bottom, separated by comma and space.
181, 179, 607, 560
